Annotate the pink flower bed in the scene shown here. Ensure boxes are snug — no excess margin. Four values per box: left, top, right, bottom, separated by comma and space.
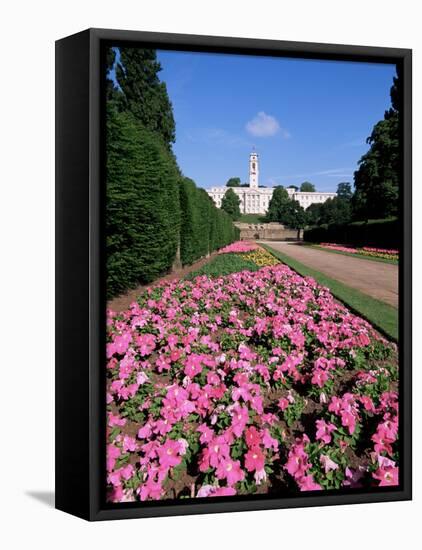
218, 241, 258, 254
320, 243, 359, 254
106, 265, 399, 502
319, 243, 399, 260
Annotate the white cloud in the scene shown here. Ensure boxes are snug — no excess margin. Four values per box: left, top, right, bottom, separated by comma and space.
246, 111, 287, 138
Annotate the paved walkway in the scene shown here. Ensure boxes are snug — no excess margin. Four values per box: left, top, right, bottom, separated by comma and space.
261, 241, 398, 308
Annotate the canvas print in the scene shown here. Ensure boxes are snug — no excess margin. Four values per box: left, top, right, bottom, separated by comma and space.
104, 46, 400, 504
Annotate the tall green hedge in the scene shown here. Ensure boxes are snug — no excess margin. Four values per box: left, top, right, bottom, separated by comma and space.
179, 177, 239, 265
106, 109, 239, 299
106, 109, 180, 298
303, 218, 399, 249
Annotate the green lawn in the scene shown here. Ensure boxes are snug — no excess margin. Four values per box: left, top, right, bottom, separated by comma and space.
238, 213, 266, 224
263, 244, 398, 342
185, 253, 259, 279
305, 243, 398, 266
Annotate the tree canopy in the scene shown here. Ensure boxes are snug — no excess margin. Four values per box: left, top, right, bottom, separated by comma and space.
266, 186, 307, 229
221, 188, 241, 220
109, 47, 176, 148
300, 181, 316, 192
353, 73, 399, 220
306, 182, 353, 227
226, 177, 241, 187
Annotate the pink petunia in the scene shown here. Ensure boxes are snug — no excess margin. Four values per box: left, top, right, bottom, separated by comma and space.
157, 439, 182, 469
315, 419, 336, 445
373, 465, 399, 486
297, 475, 322, 491
320, 454, 338, 473
215, 458, 245, 486
245, 426, 261, 448
245, 447, 265, 472
231, 405, 249, 437
278, 397, 289, 411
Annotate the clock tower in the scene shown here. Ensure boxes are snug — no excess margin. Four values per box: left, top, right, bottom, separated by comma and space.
249, 150, 259, 188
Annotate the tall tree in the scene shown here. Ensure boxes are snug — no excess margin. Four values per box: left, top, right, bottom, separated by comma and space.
353, 73, 400, 220
284, 200, 308, 236
226, 177, 241, 187
300, 181, 316, 192
307, 203, 322, 226
337, 182, 353, 201
221, 188, 241, 220
318, 197, 352, 226
114, 47, 176, 147
266, 186, 291, 222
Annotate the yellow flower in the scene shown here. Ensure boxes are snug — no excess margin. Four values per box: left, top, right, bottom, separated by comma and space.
239, 248, 280, 267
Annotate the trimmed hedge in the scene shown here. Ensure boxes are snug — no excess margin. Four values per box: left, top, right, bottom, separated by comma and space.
303, 218, 399, 249
180, 177, 239, 265
106, 109, 181, 298
106, 109, 239, 299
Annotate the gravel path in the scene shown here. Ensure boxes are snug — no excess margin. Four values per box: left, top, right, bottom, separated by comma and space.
261, 241, 398, 308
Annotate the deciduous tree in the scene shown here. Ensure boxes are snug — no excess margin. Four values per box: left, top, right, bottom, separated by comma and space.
221, 188, 241, 220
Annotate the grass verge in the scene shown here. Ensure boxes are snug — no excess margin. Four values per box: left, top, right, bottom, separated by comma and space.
263, 244, 398, 342
185, 253, 259, 279
304, 243, 398, 265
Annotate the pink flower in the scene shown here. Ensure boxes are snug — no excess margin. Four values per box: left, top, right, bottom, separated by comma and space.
373, 465, 399, 486
278, 397, 289, 411
215, 458, 245, 486
208, 435, 231, 468
245, 447, 265, 472
360, 395, 375, 412
231, 405, 249, 437
285, 441, 310, 479
254, 468, 267, 485
183, 354, 203, 378
297, 475, 322, 491
315, 419, 336, 445
211, 486, 237, 497
157, 439, 182, 469
343, 466, 365, 488
137, 423, 152, 439
108, 412, 126, 428
245, 426, 261, 448
122, 435, 137, 452
320, 454, 338, 473
113, 332, 131, 355
197, 423, 214, 444
262, 428, 279, 451
107, 444, 121, 472
340, 410, 356, 435
197, 485, 237, 497
138, 479, 163, 501
311, 369, 329, 388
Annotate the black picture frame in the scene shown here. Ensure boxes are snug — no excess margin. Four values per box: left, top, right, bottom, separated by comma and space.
55, 28, 412, 521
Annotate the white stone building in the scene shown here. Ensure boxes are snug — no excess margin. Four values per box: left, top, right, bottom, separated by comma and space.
207, 151, 336, 214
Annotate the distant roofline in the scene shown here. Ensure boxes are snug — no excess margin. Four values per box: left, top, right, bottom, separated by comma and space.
206, 186, 337, 194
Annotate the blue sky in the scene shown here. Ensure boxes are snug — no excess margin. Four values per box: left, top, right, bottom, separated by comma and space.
154, 50, 396, 192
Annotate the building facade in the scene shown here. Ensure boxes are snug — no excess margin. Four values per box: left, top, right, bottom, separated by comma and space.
207, 152, 336, 214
